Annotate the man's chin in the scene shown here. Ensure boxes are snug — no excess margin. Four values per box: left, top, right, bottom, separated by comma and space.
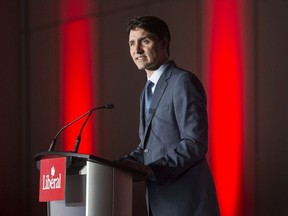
135, 64, 146, 70
135, 63, 158, 71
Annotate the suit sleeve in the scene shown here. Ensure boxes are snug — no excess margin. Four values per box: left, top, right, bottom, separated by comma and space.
149, 72, 209, 181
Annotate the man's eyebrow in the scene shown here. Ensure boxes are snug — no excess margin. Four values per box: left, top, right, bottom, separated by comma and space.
129, 36, 148, 43
137, 36, 152, 42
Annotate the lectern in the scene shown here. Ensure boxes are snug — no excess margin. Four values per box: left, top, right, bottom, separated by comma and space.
35, 152, 147, 216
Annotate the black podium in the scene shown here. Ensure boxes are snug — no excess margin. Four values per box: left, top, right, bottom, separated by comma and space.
35, 152, 147, 216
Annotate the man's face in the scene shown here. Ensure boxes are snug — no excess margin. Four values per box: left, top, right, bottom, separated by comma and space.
129, 28, 167, 72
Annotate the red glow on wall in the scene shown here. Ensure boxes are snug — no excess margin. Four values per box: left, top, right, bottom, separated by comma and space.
60, 2, 98, 154
203, 0, 244, 215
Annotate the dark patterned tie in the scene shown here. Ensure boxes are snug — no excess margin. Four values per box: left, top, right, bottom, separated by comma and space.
144, 80, 154, 119
143, 80, 154, 128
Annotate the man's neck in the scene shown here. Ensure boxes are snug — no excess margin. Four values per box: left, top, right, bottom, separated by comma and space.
145, 58, 169, 78
146, 70, 154, 78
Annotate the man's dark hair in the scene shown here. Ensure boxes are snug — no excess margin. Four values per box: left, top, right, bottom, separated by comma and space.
127, 16, 171, 55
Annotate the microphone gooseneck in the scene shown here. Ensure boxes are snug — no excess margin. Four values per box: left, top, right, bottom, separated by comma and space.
73, 104, 114, 153
48, 103, 114, 152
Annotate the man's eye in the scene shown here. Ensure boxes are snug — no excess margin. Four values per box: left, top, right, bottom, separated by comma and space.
142, 39, 150, 44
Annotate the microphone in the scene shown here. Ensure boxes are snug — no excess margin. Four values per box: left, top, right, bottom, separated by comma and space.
48, 103, 114, 152
73, 103, 114, 153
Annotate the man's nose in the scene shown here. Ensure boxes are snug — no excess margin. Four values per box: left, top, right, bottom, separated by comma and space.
136, 43, 144, 54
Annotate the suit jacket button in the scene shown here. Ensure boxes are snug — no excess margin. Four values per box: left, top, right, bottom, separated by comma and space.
144, 149, 149, 153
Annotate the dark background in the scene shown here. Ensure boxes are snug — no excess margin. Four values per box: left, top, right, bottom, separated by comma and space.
1, 0, 287, 215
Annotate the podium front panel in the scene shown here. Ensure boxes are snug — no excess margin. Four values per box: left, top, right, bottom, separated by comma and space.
35, 153, 137, 216
86, 161, 113, 215
49, 200, 85, 216
47, 160, 133, 216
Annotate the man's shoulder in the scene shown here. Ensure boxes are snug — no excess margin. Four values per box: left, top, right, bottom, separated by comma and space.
166, 61, 193, 74
168, 63, 200, 81
165, 62, 205, 91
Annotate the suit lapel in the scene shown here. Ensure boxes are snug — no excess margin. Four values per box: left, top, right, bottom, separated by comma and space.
142, 62, 174, 142
146, 77, 167, 123
139, 89, 145, 139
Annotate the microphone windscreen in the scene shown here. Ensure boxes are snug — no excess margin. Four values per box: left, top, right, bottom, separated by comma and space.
106, 104, 114, 109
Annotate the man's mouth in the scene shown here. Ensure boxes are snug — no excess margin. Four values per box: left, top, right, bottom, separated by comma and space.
136, 55, 146, 61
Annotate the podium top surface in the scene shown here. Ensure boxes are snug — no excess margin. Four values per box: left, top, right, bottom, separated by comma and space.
35, 151, 112, 165
34, 151, 148, 182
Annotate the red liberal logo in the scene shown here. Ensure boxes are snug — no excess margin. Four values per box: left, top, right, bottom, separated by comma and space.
39, 157, 66, 202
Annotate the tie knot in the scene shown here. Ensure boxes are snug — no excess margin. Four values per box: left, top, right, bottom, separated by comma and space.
144, 80, 154, 118
146, 80, 154, 89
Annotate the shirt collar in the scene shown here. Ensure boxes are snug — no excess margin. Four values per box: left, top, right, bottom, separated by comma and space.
147, 60, 170, 85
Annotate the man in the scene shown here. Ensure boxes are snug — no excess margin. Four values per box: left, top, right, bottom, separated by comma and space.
121, 16, 219, 216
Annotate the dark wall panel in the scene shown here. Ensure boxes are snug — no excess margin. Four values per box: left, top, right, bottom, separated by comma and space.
0, 1, 23, 215
256, 1, 288, 215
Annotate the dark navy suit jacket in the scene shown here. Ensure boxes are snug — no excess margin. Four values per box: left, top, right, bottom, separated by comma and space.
128, 61, 220, 216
